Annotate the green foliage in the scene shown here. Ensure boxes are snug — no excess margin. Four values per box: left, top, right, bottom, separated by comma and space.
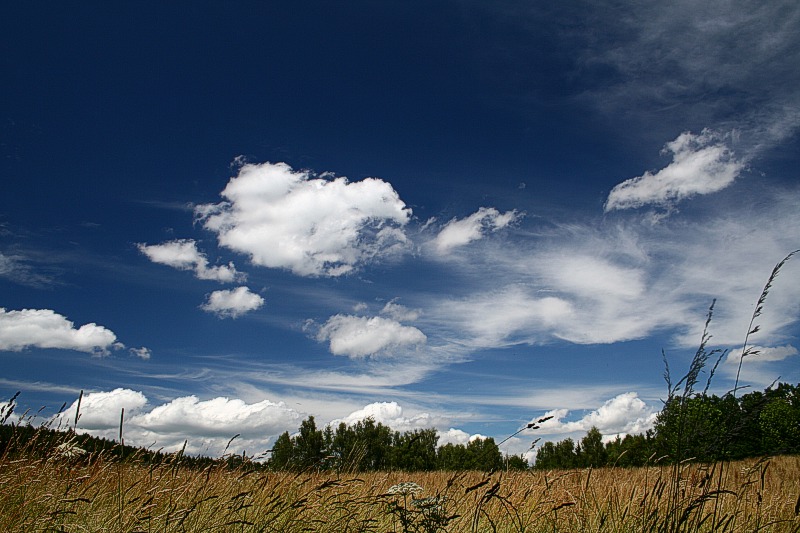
294, 416, 325, 469
269, 431, 294, 469
392, 428, 439, 471
435, 438, 505, 471
533, 438, 579, 470
266, 416, 511, 472
533, 381, 800, 470
760, 383, 800, 454
579, 427, 607, 467
504, 454, 529, 470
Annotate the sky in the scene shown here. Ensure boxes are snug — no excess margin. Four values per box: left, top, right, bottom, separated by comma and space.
2, 1, 799, 461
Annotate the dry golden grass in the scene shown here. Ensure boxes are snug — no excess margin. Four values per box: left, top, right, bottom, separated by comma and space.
1, 439, 799, 532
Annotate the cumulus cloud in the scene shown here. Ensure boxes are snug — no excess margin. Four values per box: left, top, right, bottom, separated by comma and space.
433, 207, 520, 254
54, 389, 302, 457
200, 286, 265, 318
0, 308, 122, 355
437, 428, 473, 446
605, 130, 745, 211
331, 401, 439, 432
533, 392, 657, 440
138, 239, 243, 282
195, 162, 411, 277
56, 388, 148, 431
316, 314, 426, 358
437, 428, 492, 447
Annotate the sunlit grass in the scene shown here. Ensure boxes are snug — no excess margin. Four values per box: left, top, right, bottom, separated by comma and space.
1, 428, 798, 532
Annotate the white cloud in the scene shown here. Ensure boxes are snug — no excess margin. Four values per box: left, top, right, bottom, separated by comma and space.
543, 254, 645, 301
0, 251, 55, 287
432, 207, 520, 254
132, 396, 298, 438
533, 392, 657, 440
432, 286, 574, 348
720, 344, 799, 388
423, 190, 800, 353
0, 308, 122, 355
200, 286, 264, 318
725, 344, 799, 365
54, 389, 302, 457
437, 428, 472, 446
380, 301, 421, 322
437, 428, 492, 447
129, 347, 152, 360
316, 314, 426, 358
605, 130, 745, 211
56, 388, 148, 431
332, 401, 441, 433
195, 162, 411, 277
137, 239, 243, 282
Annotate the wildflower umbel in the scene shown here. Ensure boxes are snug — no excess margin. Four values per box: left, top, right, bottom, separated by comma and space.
412, 495, 446, 511
54, 439, 87, 459
387, 482, 424, 496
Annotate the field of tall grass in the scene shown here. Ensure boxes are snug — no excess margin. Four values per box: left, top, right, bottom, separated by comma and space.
1, 425, 798, 533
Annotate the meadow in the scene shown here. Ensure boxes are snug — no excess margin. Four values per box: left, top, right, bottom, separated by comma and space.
1, 428, 798, 533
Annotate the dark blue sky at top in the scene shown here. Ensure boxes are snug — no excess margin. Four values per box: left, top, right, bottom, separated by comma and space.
2, 1, 799, 457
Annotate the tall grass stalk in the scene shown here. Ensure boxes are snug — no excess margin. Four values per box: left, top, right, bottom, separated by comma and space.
733, 250, 799, 398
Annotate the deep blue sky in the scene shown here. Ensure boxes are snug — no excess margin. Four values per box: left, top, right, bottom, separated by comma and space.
2, 1, 799, 459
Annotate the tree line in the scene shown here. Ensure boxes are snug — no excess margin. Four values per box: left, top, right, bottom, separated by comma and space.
268, 416, 528, 472
267, 381, 798, 472
535, 382, 799, 469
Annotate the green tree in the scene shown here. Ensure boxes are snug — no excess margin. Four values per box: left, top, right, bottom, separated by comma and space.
605, 433, 653, 467
653, 394, 732, 462
579, 427, 607, 467
534, 438, 577, 469
269, 431, 294, 469
294, 416, 325, 469
504, 454, 529, 470
466, 437, 503, 471
760, 385, 800, 454
327, 417, 393, 471
436, 443, 470, 470
391, 428, 438, 471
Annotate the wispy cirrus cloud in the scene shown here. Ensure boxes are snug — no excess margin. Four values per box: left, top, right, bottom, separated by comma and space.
0, 307, 123, 355
420, 187, 800, 352
195, 162, 411, 277
568, 0, 800, 151
137, 239, 243, 282
200, 286, 265, 318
